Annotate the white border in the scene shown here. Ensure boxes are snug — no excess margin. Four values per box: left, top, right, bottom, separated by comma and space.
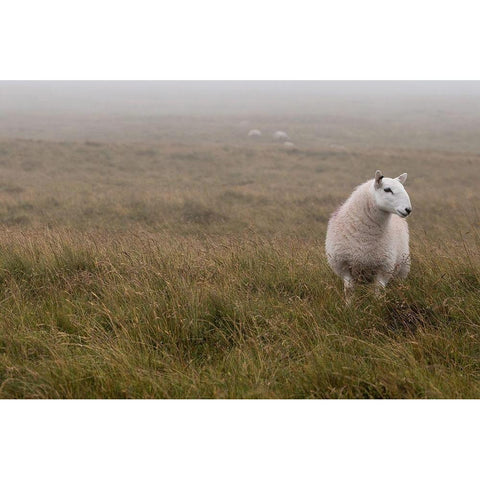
2, 0, 480, 79
0, 400, 478, 479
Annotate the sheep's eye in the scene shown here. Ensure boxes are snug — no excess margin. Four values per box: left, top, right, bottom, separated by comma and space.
384, 188, 393, 194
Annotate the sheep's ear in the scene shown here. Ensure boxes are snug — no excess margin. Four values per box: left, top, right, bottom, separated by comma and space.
397, 173, 407, 184
374, 170, 384, 189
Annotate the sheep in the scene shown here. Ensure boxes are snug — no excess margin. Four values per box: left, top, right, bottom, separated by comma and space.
325, 170, 412, 300
248, 129, 262, 137
283, 141, 296, 149
328, 143, 348, 152
273, 131, 289, 141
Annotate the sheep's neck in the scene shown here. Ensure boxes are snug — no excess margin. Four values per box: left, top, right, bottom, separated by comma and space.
362, 194, 390, 229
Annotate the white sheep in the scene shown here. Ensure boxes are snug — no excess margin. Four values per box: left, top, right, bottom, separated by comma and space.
273, 131, 289, 141
283, 141, 296, 149
325, 170, 412, 299
248, 129, 262, 137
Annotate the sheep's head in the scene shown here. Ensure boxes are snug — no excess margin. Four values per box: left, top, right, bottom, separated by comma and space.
373, 170, 412, 218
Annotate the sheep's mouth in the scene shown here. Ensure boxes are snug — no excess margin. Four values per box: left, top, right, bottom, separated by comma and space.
396, 210, 408, 218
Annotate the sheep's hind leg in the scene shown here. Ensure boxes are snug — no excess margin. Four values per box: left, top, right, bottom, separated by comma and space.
343, 273, 355, 304
374, 271, 391, 297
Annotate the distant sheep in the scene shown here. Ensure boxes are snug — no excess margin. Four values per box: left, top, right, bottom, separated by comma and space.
283, 141, 296, 149
248, 129, 262, 137
325, 170, 412, 300
273, 131, 289, 141
328, 143, 348, 152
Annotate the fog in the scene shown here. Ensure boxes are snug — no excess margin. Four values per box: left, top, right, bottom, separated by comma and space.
2, 81, 480, 116
2, 81, 480, 151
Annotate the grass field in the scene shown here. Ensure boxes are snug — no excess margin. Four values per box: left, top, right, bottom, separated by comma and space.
0, 86, 479, 398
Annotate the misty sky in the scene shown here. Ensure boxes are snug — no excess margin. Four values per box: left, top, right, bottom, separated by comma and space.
2, 81, 480, 117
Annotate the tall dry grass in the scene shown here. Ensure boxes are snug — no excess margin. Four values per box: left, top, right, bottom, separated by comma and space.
0, 132, 479, 398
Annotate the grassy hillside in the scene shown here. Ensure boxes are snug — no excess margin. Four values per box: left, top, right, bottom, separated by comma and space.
0, 116, 479, 398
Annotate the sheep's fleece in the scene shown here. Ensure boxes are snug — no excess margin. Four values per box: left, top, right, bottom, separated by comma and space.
325, 172, 411, 288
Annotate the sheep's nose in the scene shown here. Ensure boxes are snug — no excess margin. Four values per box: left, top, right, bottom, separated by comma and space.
405, 207, 412, 215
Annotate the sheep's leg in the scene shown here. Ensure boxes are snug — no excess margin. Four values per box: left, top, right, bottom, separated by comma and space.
343, 273, 355, 304
396, 256, 411, 280
374, 272, 391, 297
